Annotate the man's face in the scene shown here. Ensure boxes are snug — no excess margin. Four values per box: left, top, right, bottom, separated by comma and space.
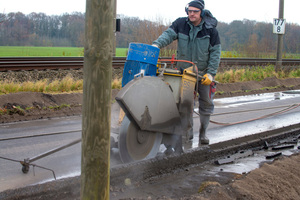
187, 6, 202, 25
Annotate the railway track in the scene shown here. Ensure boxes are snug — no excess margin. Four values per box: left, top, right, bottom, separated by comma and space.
0, 57, 299, 72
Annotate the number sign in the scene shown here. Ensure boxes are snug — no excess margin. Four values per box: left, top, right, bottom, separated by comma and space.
273, 18, 286, 34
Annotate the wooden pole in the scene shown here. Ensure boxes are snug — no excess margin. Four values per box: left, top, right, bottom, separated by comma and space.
276, 0, 284, 71
113, 0, 117, 56
81, 0, 113, 199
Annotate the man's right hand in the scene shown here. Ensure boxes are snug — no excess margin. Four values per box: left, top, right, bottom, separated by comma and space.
201, 74, 213, 85
152, 44, 159, 48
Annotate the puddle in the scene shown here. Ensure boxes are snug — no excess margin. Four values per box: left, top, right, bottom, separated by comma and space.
209, 139, 300, 175
214, 91, 300, 108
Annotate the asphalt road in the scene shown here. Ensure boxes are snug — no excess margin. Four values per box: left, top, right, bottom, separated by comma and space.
0, 91, 300, 192
0, 118, 82, 192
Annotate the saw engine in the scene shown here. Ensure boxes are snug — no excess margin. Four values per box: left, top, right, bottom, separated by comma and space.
116, 43, 197, 163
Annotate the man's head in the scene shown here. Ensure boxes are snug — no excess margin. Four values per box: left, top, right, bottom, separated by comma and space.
187, 0, 205, 11
186, 0, 205, 26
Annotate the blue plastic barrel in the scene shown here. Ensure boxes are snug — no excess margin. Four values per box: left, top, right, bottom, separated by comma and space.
122, 43, 160, 87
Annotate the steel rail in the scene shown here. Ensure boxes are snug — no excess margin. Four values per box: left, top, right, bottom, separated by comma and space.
0, 57, 299, 72
0, 129, 81, 142
0, 57, 126, 71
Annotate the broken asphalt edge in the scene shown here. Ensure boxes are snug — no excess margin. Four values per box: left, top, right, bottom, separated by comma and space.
110, 123, 300, 185
1, 123, 300, 199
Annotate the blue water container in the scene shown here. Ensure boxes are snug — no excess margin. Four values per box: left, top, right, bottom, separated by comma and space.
122, 43, 160, 87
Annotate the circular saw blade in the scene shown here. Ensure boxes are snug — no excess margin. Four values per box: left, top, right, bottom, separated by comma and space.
118, 116, 162, 163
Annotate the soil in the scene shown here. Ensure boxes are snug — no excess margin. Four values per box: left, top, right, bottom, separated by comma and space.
1, 76, 300, 199
1, 76, 300, 124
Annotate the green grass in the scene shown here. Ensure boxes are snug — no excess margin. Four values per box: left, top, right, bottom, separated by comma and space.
1, 46, 299, 58
116, 48, 128, 57
221, 51, 300, 59
0, 46, 84, 57
0, 46, 128, 57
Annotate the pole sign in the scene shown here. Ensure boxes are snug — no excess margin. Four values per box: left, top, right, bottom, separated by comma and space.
273, 18, 286, 34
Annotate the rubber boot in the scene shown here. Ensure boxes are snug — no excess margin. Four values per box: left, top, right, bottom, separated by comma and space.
183, 128, 193, 143
199, 114, 210, 145
174, 135, 184, 154
188, 128, 193, 140
188, 107, 194, 140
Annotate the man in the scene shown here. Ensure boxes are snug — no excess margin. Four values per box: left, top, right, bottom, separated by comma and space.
152, 0, 221, 145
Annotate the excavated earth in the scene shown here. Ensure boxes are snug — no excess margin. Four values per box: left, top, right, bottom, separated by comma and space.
1, 76, 300, 124
1, 76, 300, 199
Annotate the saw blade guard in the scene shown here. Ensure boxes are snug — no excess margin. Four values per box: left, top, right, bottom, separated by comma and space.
116, 76, 181, 134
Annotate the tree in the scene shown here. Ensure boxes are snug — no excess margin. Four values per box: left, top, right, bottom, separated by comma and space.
284, 23, 300, 53
0, 12, 300, 56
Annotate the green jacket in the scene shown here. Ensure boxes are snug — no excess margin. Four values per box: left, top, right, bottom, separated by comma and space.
153, 17, 221, 76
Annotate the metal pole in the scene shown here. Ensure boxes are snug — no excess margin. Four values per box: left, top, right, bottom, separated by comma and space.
81, 0, 113, 199
113, 0, 117, 56
28, 138, 82, 163
276, 0, 284, 71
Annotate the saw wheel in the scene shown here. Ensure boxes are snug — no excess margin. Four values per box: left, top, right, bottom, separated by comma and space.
118, 116, 162, 163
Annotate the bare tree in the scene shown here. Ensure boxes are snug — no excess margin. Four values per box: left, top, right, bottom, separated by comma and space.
133, 18, 177, 57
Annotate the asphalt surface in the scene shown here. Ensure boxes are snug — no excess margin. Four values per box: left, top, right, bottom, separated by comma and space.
0, 90, 300, 193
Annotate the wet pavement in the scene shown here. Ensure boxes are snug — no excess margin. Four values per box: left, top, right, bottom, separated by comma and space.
210, 145, 300, 175
0, 90, 300, 192
187, 90, 300, 148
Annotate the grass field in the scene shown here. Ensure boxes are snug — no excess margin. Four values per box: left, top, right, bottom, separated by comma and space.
1, 46, 300, 58
0, 46, 128, 57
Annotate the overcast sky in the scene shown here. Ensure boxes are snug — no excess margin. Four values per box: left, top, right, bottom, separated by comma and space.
1, 0, 299, 25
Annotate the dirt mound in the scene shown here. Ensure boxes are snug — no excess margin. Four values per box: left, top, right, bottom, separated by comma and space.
191, 153, 300, 200
0, 92, 83, 123
1, 77, 300, 123
216, 77, 300, 97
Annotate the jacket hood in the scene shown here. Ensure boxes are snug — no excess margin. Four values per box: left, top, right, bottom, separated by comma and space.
202, 9, 218, 28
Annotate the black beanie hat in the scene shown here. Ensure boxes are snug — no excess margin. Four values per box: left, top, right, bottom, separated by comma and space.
188, 0, 205, 10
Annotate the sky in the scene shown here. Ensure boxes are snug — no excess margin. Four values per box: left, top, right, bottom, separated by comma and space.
1, 0, 299, 25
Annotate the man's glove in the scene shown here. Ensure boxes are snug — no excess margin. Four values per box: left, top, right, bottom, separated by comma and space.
201, 73, 213, 85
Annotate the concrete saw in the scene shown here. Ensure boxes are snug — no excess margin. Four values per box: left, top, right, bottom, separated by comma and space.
115, 43, 197, 163
118, 116, 162, 163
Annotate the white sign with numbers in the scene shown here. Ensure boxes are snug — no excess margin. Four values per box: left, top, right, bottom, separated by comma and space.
273, 18, 286, 34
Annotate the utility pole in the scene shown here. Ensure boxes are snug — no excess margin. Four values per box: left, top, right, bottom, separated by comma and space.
275, 0, 284, 71
113, 0, 117, 56
81, 0, 113, 199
